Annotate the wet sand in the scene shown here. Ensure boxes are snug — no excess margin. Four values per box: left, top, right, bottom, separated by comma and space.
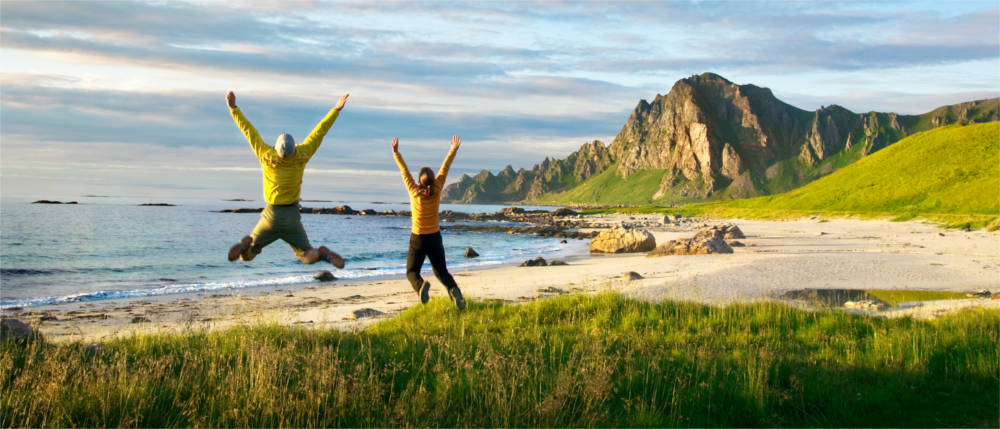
8, 217, 999, 342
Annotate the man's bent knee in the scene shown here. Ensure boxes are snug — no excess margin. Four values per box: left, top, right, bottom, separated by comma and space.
296, 248, 320, 264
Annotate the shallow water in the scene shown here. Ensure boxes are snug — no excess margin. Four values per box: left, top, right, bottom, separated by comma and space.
0, 196, 583, 308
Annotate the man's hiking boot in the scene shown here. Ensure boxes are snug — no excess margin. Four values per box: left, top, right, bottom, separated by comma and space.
448, 286, 466, 311
419, 281, 430, 304
228, 236, 252, 261
318, 246, 345, 269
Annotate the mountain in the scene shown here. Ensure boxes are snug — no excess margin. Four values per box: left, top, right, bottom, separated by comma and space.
441, 140, 613, 203
442, 72, 998, 205
694, 122, 999, 219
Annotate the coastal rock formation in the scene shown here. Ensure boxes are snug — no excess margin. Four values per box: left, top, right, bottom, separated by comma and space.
442, 72, 999, 204
32, 200, 77, 204
1, 318, 37, 341
464, 247, 479, 258
647, 226, 735, 256
589, 227, 656, 253
442, 140, 613, 203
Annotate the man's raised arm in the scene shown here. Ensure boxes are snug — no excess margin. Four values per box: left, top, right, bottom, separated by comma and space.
227, 91, 270, 159
297, 93, 349, 159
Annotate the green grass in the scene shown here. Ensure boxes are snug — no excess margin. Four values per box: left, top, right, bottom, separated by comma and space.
682, 122, 1000, 228
867, 290, 970, 307
535, 163, 677, 206
3, 294, 997, 427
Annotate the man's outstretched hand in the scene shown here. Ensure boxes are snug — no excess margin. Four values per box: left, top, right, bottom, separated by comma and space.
226, 91, 237, 109
391, 137, 399, 153
451, 135, 461, 150
335, 93, 350, 111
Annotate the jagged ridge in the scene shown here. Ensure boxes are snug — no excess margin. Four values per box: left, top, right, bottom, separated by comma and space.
443, 72, 999, 204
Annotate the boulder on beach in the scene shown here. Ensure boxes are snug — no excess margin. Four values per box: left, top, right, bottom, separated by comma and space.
465, 247, 479, 258
589, 226, 656, 253
648, 226, 734, 256
131, 316, 151, 323
314, 270, 337, 282
1, 318, 38, 341
347, 308, 384, 320
623, 271, 643, 281
549, 260, 568, 266
521, 256, 548, 267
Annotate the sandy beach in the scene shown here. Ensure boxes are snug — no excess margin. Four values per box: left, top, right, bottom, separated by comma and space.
9, 217, 999, 342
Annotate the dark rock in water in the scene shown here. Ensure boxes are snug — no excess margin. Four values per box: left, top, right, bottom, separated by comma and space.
623, 271, 643, 280
359, 209, 377, 215
314, 270, 337, 282
140, 203, 175, 206
465, 247, 479, 258
348, 308, 384, 319
131, 316, 150, 323
1, 318, 38, 341
33, 200, 76, 204
549, 260, 568, 266
560, 240, 568, 244
521, 256, 548, 267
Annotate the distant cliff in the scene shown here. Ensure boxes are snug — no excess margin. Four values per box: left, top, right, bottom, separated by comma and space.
443, 72, 999, 204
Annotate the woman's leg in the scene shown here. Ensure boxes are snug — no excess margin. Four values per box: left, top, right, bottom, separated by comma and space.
425, 232, 458, 290
406, 233, 428, 292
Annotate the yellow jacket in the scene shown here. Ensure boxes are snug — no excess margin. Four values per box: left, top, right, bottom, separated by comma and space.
394, 147, 457, 234
230, 107, 340, 205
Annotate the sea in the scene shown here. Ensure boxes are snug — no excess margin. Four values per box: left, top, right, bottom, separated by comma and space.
0, 196, 585, 309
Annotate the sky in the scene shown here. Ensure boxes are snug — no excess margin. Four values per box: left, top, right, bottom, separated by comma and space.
2, 0, 998, 202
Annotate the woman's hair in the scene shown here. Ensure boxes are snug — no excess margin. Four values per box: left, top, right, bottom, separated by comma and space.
418, 167, 435, 197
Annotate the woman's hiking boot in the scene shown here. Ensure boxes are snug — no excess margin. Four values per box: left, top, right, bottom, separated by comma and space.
448, 286, 466, 310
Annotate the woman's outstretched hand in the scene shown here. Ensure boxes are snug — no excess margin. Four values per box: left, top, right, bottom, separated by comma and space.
226, 91, 236, 109
451, 135, 461, 150
391, 137, 399, 153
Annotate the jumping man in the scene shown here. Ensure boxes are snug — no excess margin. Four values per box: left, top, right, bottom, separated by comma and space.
226, 91, 348, 268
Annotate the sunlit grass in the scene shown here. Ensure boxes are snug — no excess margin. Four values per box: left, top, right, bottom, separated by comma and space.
2, 293, 997, 427
866, 289, 970, 307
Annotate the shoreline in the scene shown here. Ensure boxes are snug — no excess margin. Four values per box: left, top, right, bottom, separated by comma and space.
6, 216, 999, 343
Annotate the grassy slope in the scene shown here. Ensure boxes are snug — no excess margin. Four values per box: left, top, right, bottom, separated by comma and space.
534, 163, 673, 205
2, 294, 998, 427
590, 123, 999, 228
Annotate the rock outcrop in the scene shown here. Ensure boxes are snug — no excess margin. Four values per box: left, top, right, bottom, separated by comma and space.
314, 270, 337, 282
442, 72, 999, 204
647, 226, 735, 256
589, 227, 656, 253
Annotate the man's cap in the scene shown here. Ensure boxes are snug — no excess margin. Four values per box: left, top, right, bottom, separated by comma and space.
275, 133, 295, 158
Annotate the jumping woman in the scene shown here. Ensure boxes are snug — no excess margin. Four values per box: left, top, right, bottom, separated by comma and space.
392, 136, 466, 310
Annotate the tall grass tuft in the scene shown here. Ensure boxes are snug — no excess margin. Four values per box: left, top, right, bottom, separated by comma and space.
2, 294, 997, 427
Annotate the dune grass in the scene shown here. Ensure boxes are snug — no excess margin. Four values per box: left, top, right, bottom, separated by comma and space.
2, 293, 997, 427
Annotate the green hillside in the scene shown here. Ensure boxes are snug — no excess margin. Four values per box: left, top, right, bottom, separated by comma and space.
685, 122, 1000, 227
534, 164, 672, 205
